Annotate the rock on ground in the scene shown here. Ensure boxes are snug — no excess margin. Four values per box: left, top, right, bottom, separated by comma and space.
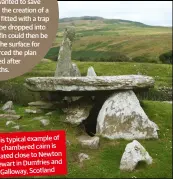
162, 101, 172, 104
40, 119, 50, 126
62, 104, 92, 125
63, 96, 81, 103
87, 66, 97, 77
78, 153, 90, 163
96, 90, 159, 140
28, 101, 55, 109
0, 114, 21, 120
12, 125, 20, 130
5, 110, 16, 115
71, 63, 81, 77
77, 135, 100, 149
45, 111, 56, 116
120, 140, 153, 171
25, 108, 43, 114
2, 101, 14, 111
6, 121, 16, 126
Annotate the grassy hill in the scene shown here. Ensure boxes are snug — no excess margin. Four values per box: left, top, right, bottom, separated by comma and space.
45, 16, 172, 63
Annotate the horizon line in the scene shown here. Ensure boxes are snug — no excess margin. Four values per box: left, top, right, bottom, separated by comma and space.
59, 16, 172, 28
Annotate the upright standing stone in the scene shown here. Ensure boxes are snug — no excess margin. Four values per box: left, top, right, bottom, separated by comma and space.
54, 26, 81, 102
55, 26, 75, 77
55, 26, 80, 77
71, 63, 81, 77
2, 101, 14, 111
96, 90, 159, 140
87, 66, 97, 77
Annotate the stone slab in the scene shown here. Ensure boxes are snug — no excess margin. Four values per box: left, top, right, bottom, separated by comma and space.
25, 75, 154, 92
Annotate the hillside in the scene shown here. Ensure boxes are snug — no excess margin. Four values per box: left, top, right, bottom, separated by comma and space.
46, 16, 172, 63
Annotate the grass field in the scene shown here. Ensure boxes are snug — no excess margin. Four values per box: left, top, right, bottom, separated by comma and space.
46, 17, 172, 62
0, 16, 172, 179
27, 60, 173, 88
0, 100, 172, 178
0, 60, 171, 105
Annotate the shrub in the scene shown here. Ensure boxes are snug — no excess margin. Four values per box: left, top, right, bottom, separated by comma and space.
133, 55, 149, 62
159, 50, 172, 64
107, 52, 130, 62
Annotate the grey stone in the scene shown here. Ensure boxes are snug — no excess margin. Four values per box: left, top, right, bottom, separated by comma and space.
2, 101, 14, 111
96, 90, 159, 140
162, 101, 172, 104
63, 96, 81, 103
12, 125, 20, 130
25, 108, 43, 114
63, 26, 75, 42
78, 153, 90, 163
25, 75, 155, 92
87, 66, 97, 77
6, 121, 16, 126
71, 63, 81, 77
87, 66, 97, 100
45, 111, 56, 116
77, 135, 100, 149
120, 140, 152, 171
21, 125, 27, 127
62, 104, 92, 125
28, 101, 54, 109
55, 26, 76, 77
5, 110, 16, 115
0, 114, 21, 120
40, 119, 50, 126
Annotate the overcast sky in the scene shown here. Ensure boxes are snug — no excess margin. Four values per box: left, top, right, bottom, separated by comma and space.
58, 1, 172, 26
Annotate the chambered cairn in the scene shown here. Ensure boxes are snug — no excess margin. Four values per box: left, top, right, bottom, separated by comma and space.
25, 26, 159, 141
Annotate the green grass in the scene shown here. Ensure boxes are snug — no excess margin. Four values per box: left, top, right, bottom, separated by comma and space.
28, 60, 172, 88
49, 17, 172, 63
0, 101, 172, 178
6, 60, 173, 88
0, 60, 171, 105
74, 61, 172, 88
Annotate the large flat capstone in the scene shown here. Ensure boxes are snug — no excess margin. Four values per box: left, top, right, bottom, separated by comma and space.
25, 75, 154, 92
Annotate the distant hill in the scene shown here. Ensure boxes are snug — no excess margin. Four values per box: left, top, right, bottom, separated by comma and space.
59, 16, 105, 22
59, 16, 150, 27
46, 16, 172, 63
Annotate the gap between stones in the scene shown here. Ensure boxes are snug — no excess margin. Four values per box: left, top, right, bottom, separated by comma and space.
79, 95, 109, 137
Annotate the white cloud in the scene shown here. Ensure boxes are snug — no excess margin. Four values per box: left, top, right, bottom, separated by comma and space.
58, 1, 172, 26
